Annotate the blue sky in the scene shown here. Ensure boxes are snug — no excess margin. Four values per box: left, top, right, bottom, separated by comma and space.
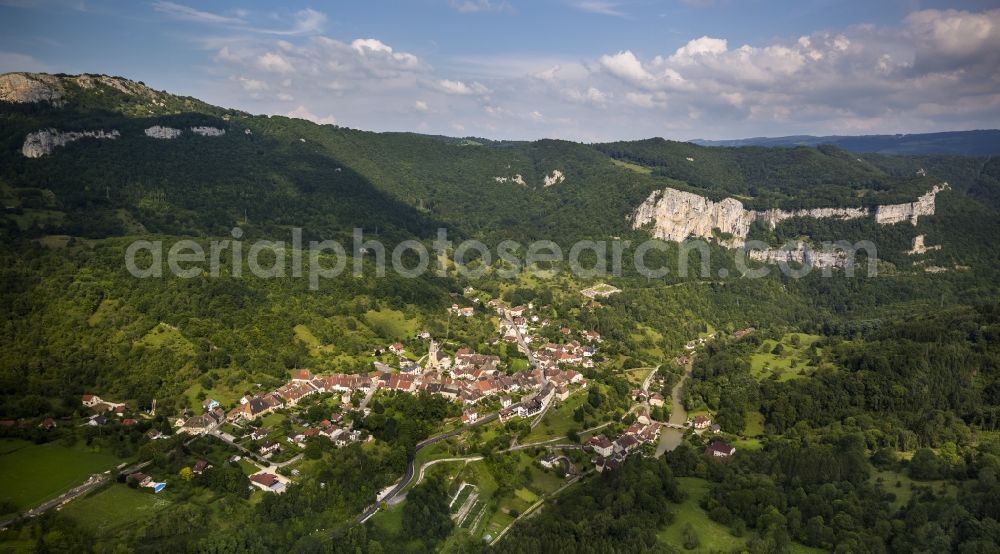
2, 0, 999, 140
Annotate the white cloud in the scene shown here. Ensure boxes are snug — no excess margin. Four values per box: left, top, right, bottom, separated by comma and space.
286, 105, 337, 125
152, 1, 245, 25
669, 36, 727, 63
438, 79, 490, 95
153, 3, 324, 36
599, 50, 654, 85
237, 76, 268, 91
256, 52, 295, 74
196, 7, 1000, 141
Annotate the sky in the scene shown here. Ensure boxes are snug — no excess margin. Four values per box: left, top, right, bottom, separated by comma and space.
1, 0, 999, 141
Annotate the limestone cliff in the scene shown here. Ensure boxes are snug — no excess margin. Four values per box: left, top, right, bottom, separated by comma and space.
190, 126, 225, 137
632, 188, 754, 245
631, 184, 949, 247
0, 73, 64, 104
144, 126, 183, 139
542, 170, 565, 187
747, 242, 852, 269
875, 184, 949, 225
22, 128, 120, 158
1, 72, 161, 105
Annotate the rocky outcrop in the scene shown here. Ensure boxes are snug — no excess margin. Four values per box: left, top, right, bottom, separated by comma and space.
758, 206, 868, 228
0, 72, 64, 104
494, 174, 526, 185
144, 126, 182, 139
190, 126, 225, 137
1, 72, 162, 106
908, 234, 941, 255
747, 242, 852, 269
875, 184, 949, 225
631, 184, 949, 247
543, 170, 565, 187
22, 128, 120, 158
632, 188, 754, 246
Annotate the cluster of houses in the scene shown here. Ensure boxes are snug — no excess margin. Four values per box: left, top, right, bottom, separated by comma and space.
173, 341, 587, 442
632, 388, 666, 408
492, 301, 601, 372
585, 413, 663, 472
79, 394, 146, 427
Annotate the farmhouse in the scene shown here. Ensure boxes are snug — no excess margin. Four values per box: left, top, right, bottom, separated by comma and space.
705, 440, 736, 458
691, 415, 712, 429
250, 473, 286, 493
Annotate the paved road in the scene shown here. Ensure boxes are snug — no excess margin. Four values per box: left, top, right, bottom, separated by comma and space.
501, 314, 541, 373
641, 365, 661, 392
357, 383, 379, 411
356, 408, 507, 523
412, 456, 483, 487
0, 460, 152, 529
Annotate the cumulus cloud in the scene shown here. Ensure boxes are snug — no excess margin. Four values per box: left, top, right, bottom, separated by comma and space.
286, 105, 337, 125
256, 52, 295, 74
197, 6, 1000, 140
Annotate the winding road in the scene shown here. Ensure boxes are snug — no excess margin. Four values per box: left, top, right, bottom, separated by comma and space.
356, 407, 508, 523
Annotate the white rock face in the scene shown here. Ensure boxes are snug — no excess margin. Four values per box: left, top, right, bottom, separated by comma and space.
747, 242, 853, 269
542, 170, 565, 187
632, 184, 948, 247
874, 184, 949, 225
632, 188, 754, 246
758, 206, 868, 228
144, 126, 182, 139
1, 72, 162, 106
908, 234, 941, 255
0, 72, 63, 104
190, 126, 226, 137
22, 128, 120, 158
494, 174, 526, 185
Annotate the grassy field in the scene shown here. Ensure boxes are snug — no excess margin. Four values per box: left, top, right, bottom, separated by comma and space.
87, 298, 119, 326
183, 377, 249, 411
136, 322, 196, 357
611, 159, 653, 174
750, 333, 825, 382
0, 439, 122, 511
871, 469, 957, 510
523, 392, 587, 443
658, 477, 749, 553
363, 308, 419, 340
744, 410, 766, 437
60, 484, 171, 535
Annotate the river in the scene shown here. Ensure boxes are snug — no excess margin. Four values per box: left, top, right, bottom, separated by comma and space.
655, 359, 693, 456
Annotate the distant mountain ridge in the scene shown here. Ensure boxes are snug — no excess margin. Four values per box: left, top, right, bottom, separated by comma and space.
690, 130, 1000, 156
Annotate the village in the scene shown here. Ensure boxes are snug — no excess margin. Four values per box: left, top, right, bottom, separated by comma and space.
67, 294, 738, 503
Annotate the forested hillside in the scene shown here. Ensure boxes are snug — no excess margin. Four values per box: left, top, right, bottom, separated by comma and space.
2, 72, 1000, 553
